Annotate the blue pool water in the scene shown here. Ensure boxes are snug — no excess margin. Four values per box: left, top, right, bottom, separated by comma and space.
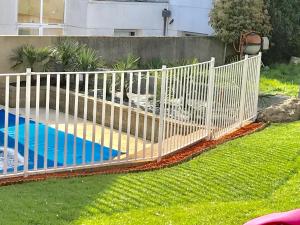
0, 109, 119, 172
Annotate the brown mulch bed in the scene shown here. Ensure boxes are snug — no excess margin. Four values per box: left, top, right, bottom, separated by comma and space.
0, 122, 267, 186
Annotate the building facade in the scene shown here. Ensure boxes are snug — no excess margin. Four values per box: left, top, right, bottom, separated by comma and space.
0, 0, 213, 36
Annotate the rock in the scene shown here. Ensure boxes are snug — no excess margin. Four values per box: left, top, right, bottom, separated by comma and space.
258, 94, 290, 111
290, 56, 300, 65
257, 98, 300, 122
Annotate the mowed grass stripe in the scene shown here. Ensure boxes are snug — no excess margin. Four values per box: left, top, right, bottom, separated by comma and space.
0, 122, 299, 225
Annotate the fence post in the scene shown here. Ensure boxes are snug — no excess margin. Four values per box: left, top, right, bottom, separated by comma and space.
24, 68, 32, 176
253, 52, 262, 119
157, 65, 167, 161
239, 55, 249, 127
205, 58, 215, 140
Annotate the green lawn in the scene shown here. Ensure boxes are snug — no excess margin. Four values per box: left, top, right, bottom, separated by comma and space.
260, 64, 300, 97
0, 122, 299, 225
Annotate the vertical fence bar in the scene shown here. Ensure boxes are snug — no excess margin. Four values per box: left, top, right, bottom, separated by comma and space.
165, 69, 172, 153
3, 75, 10, 175
44, 73, 50, 169
170, 68, 177, 153
64, 74, 70, 167
186, 66, 193, 144
179, 67, 186, 147
73, 74, 79, 166
24, 68, 31, 174
225, 65, 231, 132
150, 71, 158, 158
100, 73, 107, 163
142, 71, 150, 159
157, 66, 167, 161
221, 66, 228, 133
183, 67, 189, 145
198, 63, 206, 139
92, 73, 98, 164
134, 72, 142, 159
34, 74, 40, 171
109, 73, 116, 161
174, 68, 181, 151
54, 74, 60, 168
14, 75, 20, 173
162, 69, 169, 155
194, 64, 201, 140
253, 53, 262, 119
126, 72, 133, 160
205, 58, 215, 139
239, 55, 249, 126
191, 64, 197, 143
117, 72, 124, 161
82, 74, 88, 165
214, 67, 221, 138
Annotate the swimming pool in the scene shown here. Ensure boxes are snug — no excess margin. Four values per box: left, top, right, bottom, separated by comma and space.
0, 109, 119, 172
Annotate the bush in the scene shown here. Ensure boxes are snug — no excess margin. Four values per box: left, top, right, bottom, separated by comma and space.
10, 45, 54, 72
75, 47, 104, 72
209, 0, 272, 44
11, 40, 105, 72
112, 54, 140, 71
264, 0, 300, 64
52, 39, 82, 72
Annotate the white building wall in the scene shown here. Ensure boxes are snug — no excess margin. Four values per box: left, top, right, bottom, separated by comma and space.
65, 0, 168, 36
168, 0, 214, 36
0, 0, 214, 36
0, 0, 18, 35
64, 0, 89, 36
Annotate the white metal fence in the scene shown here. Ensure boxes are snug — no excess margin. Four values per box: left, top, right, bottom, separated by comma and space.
0, 53, 261, 178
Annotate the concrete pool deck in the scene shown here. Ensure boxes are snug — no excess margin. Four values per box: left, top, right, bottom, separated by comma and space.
1, 106, 208, 161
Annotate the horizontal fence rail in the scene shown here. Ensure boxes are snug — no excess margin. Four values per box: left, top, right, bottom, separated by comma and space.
0, 53, 261, 178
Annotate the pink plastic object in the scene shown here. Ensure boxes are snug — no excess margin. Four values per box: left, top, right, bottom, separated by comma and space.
244, 209, 300, 225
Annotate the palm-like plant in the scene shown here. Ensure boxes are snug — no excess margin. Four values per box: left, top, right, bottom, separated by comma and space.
10, 45, 53, 72
113, 54, 140, 71
53, 39, 82, 72
112, 54, 141, 101
75, 47, 103, 72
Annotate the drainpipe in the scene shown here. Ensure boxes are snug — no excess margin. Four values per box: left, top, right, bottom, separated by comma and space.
162, 9, 171, 36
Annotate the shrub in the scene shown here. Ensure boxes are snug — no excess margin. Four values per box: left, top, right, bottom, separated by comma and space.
74, 47, 104, 72
113, 54, 140, 71
10, 45, 53, 72
264, 0, 300, 63
11, 40, 105, 73
209, 0, 272, 44
52, 39, 82, 72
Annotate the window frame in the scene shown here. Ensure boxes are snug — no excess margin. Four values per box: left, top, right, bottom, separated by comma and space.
17, 0, 66, 36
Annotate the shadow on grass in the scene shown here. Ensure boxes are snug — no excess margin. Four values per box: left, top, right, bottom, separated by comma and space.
0, 174, 119, 225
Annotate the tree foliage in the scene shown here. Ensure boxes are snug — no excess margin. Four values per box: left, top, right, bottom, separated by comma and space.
209, 0, 272, 43
265, 0, 300, 63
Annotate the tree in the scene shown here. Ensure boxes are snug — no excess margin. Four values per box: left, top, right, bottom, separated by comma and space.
209, 0, 272, 44
265, 0, 300, 63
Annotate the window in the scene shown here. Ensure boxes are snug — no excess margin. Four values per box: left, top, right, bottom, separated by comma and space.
43, 28, 63, 36
18, 28, 39, 35
18, 0, 65, 36
43, 0, 65, 24
114, 29, 139, 37
181, 31, 208, 37
18, 0, 40, 23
